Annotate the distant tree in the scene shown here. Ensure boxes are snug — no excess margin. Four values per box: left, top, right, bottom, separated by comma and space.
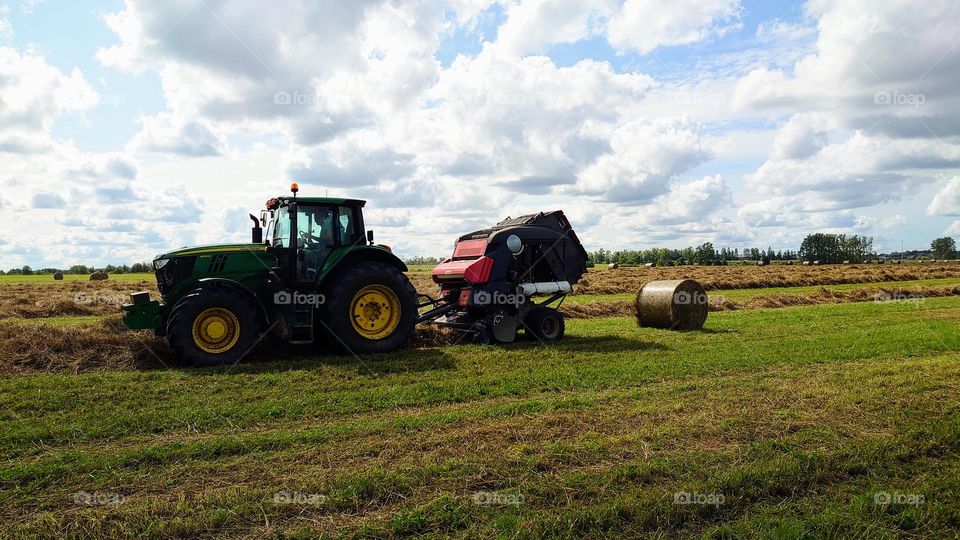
931, 237, 957, 260
799, 233, 843, 263
404, 256, 441, 266
21, 265, 33, 276
694, 242, 717, 265
840, 234, 874, 263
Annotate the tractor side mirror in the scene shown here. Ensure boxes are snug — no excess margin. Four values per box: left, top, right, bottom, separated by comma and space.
366, 230, 374, 245
249, 214, 263, 244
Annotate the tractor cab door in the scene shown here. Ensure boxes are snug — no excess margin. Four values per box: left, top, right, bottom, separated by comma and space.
272, 203, 360, 288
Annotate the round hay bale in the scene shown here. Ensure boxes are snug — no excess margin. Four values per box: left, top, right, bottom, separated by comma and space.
802, 261, 811, 266
757, 260, 769, 266
635, 279, 708, 331
644, 262, 655, 268
785, 260, 793, 265
89, 272, 108, 281
607, 263, 619, 270
53, 271, 64, 280
813, 260, 822, 266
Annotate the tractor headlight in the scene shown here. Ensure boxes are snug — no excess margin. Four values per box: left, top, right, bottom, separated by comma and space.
153, 258, 170, 271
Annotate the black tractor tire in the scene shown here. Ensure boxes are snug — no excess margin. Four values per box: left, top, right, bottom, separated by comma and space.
166, 286, 262, 367
319, 262, 418, 354
523, 307, 565, 342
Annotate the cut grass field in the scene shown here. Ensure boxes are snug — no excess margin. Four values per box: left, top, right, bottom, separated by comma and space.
2, 297, 959, 537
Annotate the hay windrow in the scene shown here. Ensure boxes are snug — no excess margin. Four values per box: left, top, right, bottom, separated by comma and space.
0, 280, 157, 319
571, 263, 960, 295
3, 278, 959, 375
0, 316, 173, 374
559, 284, 960, 318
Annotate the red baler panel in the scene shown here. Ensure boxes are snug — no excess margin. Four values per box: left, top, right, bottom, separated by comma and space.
432, 259, 475, 281
453, 239, 487, 259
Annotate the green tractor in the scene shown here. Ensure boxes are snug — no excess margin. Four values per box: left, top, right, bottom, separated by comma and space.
122, 184, 418, 366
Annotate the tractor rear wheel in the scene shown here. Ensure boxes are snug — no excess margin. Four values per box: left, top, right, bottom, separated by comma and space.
523, 307, 565, 342
166, 287, 261, 367
319, 262, 418, 354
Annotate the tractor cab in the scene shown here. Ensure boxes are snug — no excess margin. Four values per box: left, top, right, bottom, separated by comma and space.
257, 184, 369, 286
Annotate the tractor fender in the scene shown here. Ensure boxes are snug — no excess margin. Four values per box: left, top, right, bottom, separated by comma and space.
195, 278, 271, 327
318, 246, 408, 286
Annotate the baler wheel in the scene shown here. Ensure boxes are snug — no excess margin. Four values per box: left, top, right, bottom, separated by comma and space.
523, 307, 565, 342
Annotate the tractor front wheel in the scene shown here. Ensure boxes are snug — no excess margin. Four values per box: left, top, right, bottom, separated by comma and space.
166, 287, 261, 367
320, 262, 418, 354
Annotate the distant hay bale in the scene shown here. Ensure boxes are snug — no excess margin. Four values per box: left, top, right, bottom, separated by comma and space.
607, 263, 619, 270
802, 261, 811, 266
843, 260, 851, 264
644, 262, 655, 268
53, 271, 64, 280
785, 260, 793, 265
757, 260, 769, 266
813, 260, 822, 266
635, 279, 708, 331
89, 272, 108, 281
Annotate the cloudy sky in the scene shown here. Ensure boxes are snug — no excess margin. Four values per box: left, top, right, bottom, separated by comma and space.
1, 0, 959, 267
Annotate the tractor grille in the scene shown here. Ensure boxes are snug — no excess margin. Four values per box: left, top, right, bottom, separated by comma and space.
156, 256, 197, 295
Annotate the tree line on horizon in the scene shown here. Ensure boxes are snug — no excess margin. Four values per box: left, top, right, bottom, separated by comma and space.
2, 235, 957, 275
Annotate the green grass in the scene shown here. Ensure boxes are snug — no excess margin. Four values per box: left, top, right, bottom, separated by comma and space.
0, 273, 155, 284
566, 277, 960, 304
2, 298, 959, 537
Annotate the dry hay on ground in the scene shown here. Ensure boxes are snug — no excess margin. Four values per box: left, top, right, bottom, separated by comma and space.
0, 316, 459, 375
4, 283, 959, 375
0, 316, 172, 374
0, 280, 157, 319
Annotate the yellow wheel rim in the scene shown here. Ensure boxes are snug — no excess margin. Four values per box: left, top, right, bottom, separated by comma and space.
350, 285, 401, 340
192, 307, 240, 354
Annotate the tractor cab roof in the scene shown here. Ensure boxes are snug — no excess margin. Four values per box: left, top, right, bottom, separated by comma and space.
267, 197, 366, 210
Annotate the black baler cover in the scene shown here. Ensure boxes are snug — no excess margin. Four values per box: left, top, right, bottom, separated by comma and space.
457, 210, 589, 285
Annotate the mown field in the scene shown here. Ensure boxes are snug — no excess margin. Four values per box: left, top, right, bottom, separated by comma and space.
1, 264, 959, 537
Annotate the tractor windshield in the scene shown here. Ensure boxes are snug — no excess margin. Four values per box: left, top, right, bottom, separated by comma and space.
271, 205, 336, 248
270, 204, 337, 282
